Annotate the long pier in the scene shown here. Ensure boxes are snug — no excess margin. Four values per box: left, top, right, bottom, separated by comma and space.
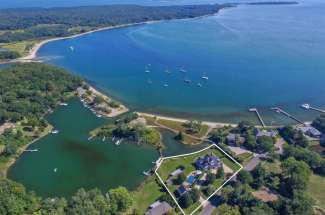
271, 107, 305, 125
249, 108, 266, 128
301, 104, 325, 113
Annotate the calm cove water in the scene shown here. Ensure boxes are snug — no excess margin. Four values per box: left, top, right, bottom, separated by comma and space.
8, 99, 206, 197
38, 0, 325, 124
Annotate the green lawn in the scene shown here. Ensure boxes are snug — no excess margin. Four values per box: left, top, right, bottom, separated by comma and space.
157, 118, 209, 138
2, 40, 40, 56
308, 173, 325, 209
132, 176, 164, 214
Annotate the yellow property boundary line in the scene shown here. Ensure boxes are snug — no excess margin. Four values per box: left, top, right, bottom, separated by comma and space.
154, 143, 243, 215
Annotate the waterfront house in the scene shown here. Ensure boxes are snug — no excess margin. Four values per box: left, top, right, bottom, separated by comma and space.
195, 154, 222, 171
298, 126, 322, 138
145, 201, 172, 215
226, 133, 245, 146
254, 128, 278, 138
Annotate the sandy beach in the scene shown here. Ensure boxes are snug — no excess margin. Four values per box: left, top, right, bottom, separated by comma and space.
87, 85, 129, 117
136, 112, 237, 128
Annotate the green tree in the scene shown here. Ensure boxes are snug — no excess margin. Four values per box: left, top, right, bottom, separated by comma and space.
175, 172, 186, 185
281, 191, 314, 215
108, 186, 134, 213
256, 136, 274, 153
215, 204, 240, 215
281, 157, 311, 193
205, 172, 216, 185
237, 170, 253, 185
174, 131, 184, 141
216, 166, 224, 179
0, 179, 40, 215
179, 193, 193, 208
189, 188, 200, 202
41, 197, 67, 215
312, 114, 325, 133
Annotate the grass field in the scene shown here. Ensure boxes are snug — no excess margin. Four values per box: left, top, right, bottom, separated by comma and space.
236, 152, 253, 165
1, 40, 39, 56
308, 173, 325, 209
157, 118, 209, 138
132, 176, 164, 214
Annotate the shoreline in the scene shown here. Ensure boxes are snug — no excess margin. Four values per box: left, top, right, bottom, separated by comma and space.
86, 84, 129, 117
1, 124, 53, 178
137, 112, 237, 129
0, 6, 231, 65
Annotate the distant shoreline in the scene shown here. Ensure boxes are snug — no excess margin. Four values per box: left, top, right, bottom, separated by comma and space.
0, 1, 299, 65
4, 21, 160, 64
0, 10, 227, 65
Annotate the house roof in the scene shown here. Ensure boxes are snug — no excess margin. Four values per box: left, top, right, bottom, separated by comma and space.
177, 185, 187, 196
298, 126, 321, 136
227, 133, 236, 141
255, 128, 277, 137
170, 168, 183, 177
145, 202, 172, 215
149, 201, 162, 209
195, 154, 221, 170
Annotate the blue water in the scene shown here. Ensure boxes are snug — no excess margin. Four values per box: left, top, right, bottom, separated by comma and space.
38, 0, 325, 124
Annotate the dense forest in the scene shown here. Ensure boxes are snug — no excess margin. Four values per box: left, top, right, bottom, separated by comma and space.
0, 4, 230, 43
0, 50, 20, 60
0, 63, 82, 123
0, 179, 133, 215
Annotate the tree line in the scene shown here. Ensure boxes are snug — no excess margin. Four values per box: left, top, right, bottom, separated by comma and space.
0, 179, 133, 215
0, 4, 230, 43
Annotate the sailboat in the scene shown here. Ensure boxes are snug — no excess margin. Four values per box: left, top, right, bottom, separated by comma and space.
201, 73, 209, 80
145, 64, 151, 73
180, 67, 187, 73
184, 79, 191, 84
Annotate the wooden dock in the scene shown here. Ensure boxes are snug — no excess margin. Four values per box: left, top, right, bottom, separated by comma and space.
249, 108, 266, 128
271, 107, 305, 125
24, 149, 38, 152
